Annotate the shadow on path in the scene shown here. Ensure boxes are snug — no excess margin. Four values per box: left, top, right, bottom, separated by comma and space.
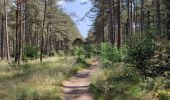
62, 60, 99, 100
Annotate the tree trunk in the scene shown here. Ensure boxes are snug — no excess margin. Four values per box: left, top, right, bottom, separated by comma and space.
130, 0, 133, 35
126, 0, 130, 36
117, 0, 121, 48
140, 0, 144, 33
109, 0, 114, 45
15, 0, 19, 63
1, 15, 4, 59
4, 0, 10, 62
18, 0, 22, 66
40, 0, 47, 62
156, 0, 161, 34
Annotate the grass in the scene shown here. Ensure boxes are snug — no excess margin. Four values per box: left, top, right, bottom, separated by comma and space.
0, 57, 83, 100
90, 63, 170, 100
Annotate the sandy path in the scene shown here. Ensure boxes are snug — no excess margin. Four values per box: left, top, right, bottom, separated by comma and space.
62, 61, 98, 100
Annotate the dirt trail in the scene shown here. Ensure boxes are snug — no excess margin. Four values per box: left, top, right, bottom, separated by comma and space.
62, 61, 98, 100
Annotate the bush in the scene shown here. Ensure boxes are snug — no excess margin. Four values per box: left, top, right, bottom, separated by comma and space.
126, 35, 170, 76
49, 51, 56, 56
141, 77, 167, 91
24, 44, 39, 59
99, 43, 126, 66
56, 50, 65, 57
73, 46, 86, 63
84, 44, 98, 58
90, 63, 143, 100
149, 39, 170, 76
126, 37, 155, 74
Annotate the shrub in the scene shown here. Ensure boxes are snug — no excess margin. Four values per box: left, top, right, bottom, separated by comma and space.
99, 43, 126, 66
149, 39, 170, 76
73, 46, 84, 56
73, 46, 86, 63
84, 44, 98, 58
49, 51, 56, 56
24, 44, 39, 59
90, 63, 142, 100
56, 50, 65, 57
126, 37, 155, 74
141, 77, 167, 91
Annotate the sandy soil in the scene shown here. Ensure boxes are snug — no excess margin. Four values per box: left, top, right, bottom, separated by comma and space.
62, 61, 99, 100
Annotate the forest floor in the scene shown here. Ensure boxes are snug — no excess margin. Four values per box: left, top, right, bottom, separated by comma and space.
62, 60, 99, 100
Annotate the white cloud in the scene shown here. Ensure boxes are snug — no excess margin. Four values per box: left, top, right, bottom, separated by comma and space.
80, 0, 89, 3
80, 0, 88, 1
57, 1, 66, 6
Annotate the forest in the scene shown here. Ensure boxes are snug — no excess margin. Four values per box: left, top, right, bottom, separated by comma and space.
0, 0, 169, 100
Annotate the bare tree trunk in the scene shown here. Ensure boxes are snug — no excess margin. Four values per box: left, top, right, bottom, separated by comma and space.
127, 0, 130, 36
130, 0, 133, 35
15, 0, 19, 63
167, 13, 170, 40
140, 0, 144, 33
4, 0, 10, 62
117, 0, 121, 49
109, 0, 114, 45
156, 0, 161, 34
18, 0, 22, 66
1, 15, 4, 59
40, 0, 47, 62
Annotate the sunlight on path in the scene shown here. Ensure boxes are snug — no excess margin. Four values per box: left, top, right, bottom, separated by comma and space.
62, 61, 99, 100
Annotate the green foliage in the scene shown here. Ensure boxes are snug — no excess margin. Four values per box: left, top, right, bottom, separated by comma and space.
149, 39, 170, 76
73, 43, 127, 66
90, 63, 169, 100
126, 37, 155, 74
99, 43, 126, 66
9, 61, 18, 68
24, 44, 39, 59
90, 63, 144, 100
73, 46, 85, 56
126, 35, 170, 76
49, 51, 56, 57
56, 50, 65, 57
141, 77, 167, 91
74, 46, 86, 63
84, 44, 98, 58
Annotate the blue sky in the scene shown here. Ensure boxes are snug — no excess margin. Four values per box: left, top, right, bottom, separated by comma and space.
57, 0, 92, 38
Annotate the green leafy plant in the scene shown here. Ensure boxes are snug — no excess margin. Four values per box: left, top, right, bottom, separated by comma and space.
90, 63, 143, 100
49, 50, 56, 56
24, 44, 39, 59
56, 50, 65, 57
126, 37, 155, 74
99, 43, 125, 66
74, 46, 86, 63
84, 44, 98, 58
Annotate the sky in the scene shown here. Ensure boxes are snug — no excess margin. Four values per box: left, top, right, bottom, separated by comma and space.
57, 0, 92, 38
